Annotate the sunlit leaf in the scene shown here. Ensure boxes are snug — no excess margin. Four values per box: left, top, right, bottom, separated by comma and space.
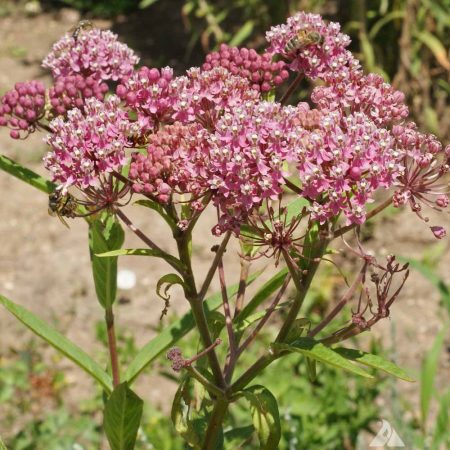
272, 338, 373, 378
421, 325, 448, 432
242, 385, 281, 450
89, 217, 124, 309
334, 347, 414, 381
0, 154, 54, 194
0, 295, 112, 392
104, 382, 143, 450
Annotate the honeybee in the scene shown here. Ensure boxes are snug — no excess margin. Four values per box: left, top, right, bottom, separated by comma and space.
48, 189, 77, 228
284, 30, 324, 54
71, 20, 93, 41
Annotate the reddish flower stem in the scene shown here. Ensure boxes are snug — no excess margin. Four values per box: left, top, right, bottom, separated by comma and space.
105, 307, 120, 388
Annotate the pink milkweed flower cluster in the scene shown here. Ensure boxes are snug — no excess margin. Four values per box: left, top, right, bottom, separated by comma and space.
0, 81, 46, 139
42, 28, 139, 82
2, 14, 447, 239
44, 95, 132, 191
266, 12, 356, 80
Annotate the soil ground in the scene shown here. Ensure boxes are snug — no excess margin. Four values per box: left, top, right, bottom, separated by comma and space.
0, 5, 449, 446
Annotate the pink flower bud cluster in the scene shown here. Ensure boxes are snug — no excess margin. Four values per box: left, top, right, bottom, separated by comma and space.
312, 73, 409, 127
42, 28, 139, 82
0, 81, 45, 139
292, 111, 404, 224
49, 75, 109, 116
129, 122, 210, 203
266, 12, 356, 80
44, 95, 131, 191
202, 44, 289, 92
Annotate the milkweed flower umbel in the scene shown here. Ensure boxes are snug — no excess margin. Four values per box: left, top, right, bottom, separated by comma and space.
266, 12, 355, 80
44, 95, 132, 191
42, 28, 139, 82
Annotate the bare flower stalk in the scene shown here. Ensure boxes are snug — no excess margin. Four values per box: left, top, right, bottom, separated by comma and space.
234, 256, 250, 318
218, 258, 238, 382
308, 263, 367, 337
237, 274, 292, 356
198, 231, 232, 300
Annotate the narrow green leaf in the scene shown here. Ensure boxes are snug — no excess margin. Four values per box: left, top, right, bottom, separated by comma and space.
284, 197, 309, 224
369, 10, 405, 39
242, 385, 281, 450
272, 338, 373, 378
229, 21, 254, 47
421, 325, 448, 431
97, 248, 185, 275
334, 347, 414, 381
0, 434, 7, 450
0, 154, 55, 194
431, 389, 450, 449
238, 268, 289, 322
125, 272, 261, 384
156, 273, 185, 301
134, 199, 176, 229
414, 30, 450, 70
306, 358, 317, 382
285, 318, 309, 344
104, 382, 143, 450
139, 0, 159, 8
0, 295, 112, 392
89, 218, 124, 309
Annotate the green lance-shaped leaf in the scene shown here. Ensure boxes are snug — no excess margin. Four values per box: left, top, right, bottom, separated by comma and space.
271, 338, 373, 378
133, 199, 176, 229
125, 271, 261, 384
242, 385, 281, 450
414, 30, 450, 71
96, 248, 185, 274
103, 382, 143, 450
0, 154, 55, 194
89, 217, 125, 309
431, 389, 450, 449
0, 295, 112, 392
421, 325, 448, 432
334, 347, 414, 381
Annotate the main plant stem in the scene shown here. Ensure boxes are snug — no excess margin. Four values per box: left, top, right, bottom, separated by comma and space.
174, 224, 227, 389
202, 398, 229, 450
105, 307, 120, 388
